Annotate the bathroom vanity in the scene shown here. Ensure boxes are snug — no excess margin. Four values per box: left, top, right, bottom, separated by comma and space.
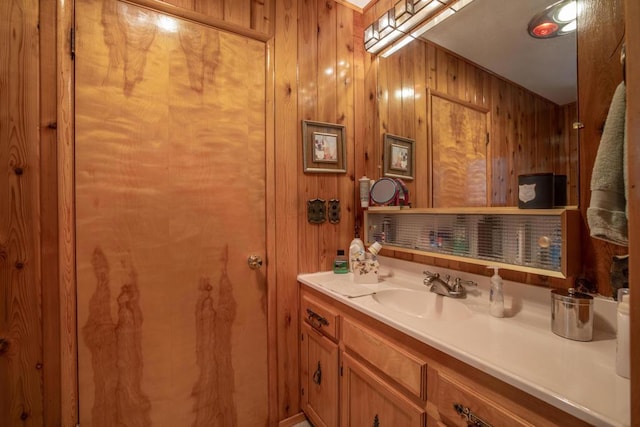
298, 257, 630, 427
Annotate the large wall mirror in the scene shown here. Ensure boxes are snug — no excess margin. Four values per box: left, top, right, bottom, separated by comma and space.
375, 0, 579, 208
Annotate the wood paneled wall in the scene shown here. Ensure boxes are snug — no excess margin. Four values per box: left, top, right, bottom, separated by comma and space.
1, 1, 50, 425
374, 40, 578, 209
274, 0, 364, 420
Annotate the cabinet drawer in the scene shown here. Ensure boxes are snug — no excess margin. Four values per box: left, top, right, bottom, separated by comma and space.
433, 370, 531, 427
342, 317, 428, 400
302, 293, 339, 340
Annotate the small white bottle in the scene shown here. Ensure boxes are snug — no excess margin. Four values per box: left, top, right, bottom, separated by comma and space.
488, 266, 504, 318
616, 289, 630, 378
349, 237, 365, 273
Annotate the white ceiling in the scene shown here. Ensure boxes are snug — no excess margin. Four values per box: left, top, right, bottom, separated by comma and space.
346, 0, 577, 105
344, 0, 371, 8
419, 0, 577, 105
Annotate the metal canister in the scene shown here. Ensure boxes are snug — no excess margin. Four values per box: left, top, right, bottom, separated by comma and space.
551, 288, 594, 341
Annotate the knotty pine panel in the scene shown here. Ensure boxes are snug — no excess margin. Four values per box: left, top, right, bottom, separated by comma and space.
0, 1, 44, 426
275, 0, 364, 420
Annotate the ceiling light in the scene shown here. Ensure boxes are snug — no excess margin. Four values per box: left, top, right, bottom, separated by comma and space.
528, 0, 578, 39
364, 0, 475, 55
555, 2, 577, 22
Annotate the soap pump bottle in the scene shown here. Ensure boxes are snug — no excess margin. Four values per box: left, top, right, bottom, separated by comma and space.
488, 266, 504, 318
349, 236, 365, 273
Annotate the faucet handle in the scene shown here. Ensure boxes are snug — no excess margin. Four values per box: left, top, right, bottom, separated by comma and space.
454, 278, 477, 287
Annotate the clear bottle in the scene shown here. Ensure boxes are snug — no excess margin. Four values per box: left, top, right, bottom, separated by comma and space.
488, 266, 504, 318
333, 250, 349, 274
616, 288, 630, 378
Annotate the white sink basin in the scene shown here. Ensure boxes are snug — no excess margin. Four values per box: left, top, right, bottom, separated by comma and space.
372, 288, 473, 320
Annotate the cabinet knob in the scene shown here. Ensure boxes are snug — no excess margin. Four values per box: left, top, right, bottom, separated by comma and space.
372, 414, 379, 427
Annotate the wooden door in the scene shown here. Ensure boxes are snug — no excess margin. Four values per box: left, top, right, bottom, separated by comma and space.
300, 322, 339, 427
74, 0, 268, 425
431, 93, 489, 208
340, 352, 425, 427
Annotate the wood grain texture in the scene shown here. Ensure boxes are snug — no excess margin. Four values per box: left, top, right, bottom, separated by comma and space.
57, 0, 79, 424
625, 0, 640, 423
274, 0, 301, 420
340, 352, 426, 427
577, 0, 626, 296
40, 0, 62, 424
75, 1, 268, 425
300, 322, 339, 427
0, 0, 44, 425
144, 0, 274, 37
274, 1, 364, 419
431, 93, 488, 207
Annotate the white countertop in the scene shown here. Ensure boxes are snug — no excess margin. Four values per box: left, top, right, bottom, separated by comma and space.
297, 256, 630, 427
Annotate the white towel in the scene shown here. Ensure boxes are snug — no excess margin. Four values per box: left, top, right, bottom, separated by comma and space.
587, 82, 628, 246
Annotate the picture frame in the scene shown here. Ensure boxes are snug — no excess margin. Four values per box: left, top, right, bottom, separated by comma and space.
302, 120, 347, 173
383, 133, 415, 180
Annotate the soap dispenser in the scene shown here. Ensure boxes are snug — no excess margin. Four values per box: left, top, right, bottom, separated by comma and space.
349, 227, 365, 273
488, 266, 504, 318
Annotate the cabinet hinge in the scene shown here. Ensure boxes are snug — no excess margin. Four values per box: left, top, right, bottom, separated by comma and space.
340, 365, 343, 376
301, 333, 304, 341
301, 387, 304, 396
486, 132, 490, 145
70, 27, 75, 60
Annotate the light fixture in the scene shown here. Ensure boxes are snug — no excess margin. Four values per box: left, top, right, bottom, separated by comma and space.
364, 0, 476, 56
528, 0, 579, 39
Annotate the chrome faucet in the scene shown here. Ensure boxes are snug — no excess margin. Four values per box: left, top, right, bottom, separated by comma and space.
423, 271, 476, 299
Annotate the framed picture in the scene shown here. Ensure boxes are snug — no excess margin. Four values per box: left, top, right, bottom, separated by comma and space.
383, 133, 415, 180
302, 120, 346, 173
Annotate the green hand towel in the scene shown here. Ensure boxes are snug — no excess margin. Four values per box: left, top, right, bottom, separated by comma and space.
587, 82, 627, 246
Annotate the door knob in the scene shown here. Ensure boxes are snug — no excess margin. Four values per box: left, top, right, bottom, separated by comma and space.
247, 255, 263, 270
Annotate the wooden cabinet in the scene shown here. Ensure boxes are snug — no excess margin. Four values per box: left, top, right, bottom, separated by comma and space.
341, 352, 426, 427
299, 287, 588, 427
300, 295, 340, 427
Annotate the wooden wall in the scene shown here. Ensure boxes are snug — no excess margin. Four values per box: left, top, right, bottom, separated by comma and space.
273, 0, 364, 420
1, 0, 42, 422
374, 39, 578, 209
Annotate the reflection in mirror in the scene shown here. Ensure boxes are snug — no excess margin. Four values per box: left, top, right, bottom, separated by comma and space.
375, 0, 578, 208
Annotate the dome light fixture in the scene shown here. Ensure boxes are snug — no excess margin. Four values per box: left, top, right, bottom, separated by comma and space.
528, 0, 578, 39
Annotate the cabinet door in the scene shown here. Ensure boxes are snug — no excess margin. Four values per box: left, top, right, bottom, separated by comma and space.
301, 322, 339, 427
341, 352, 425, 427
